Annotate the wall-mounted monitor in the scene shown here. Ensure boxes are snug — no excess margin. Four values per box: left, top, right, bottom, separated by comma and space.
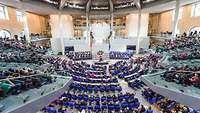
65, 46, 74, 53
127, 45, 136, 51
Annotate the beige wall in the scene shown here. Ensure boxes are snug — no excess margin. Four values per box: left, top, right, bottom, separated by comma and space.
148, 14, 160, 35
27, 13, 48, 35
149, 3, 200, 35
0, 6, 48, 37
158, 10, 173, 33
179, 4, 200, 33
0, 7, 23, 36
148, 10, 173, 34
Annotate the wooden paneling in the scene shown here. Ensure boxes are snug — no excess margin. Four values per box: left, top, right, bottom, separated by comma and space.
0, 6, 49, 37
150, 3, 200, 35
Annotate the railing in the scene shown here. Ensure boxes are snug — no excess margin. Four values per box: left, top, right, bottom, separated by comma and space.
7, 77, 72, 113
142, 73, 200, 111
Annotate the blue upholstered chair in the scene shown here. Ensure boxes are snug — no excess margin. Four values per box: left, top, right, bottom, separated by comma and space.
94, 105, 101, 110
87, 105, 93, 110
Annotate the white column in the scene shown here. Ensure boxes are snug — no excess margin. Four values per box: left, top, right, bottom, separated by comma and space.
58, 13, 65, 55
22, 12, 30, 43
50, 14, 74, 53
136, 9, 141, 54
50, 14, 74, 39
110, 12, 114, 39
19, 3, 30, 43
126, 14, 138, 37
110, 13, 114, 31
86, 13, 92, 50
86, 13, 89, 40
172, 0, 180, 39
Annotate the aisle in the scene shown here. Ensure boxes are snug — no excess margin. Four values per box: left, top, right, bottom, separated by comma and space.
118, 79, 161, 113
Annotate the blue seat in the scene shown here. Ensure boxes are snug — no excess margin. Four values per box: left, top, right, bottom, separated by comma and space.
84, 79, 89, 83
63, 102, 68, 107
128, 102, 135, 109
75, 104, 80, 110
118, 95, 123, 101
63, 93, 70, 98
135, 74, 141, 78
94, 86, 98, 92
87, 105, 93, 110
124, 95, 129, 100
114, 104, 120, 110
149, 97, 157, 104
88, 86, 93, 92
111, 85, 116, 91
77, 95, 83, 100
81, 105, 87, 110
188, 111, 195, 113
100, 86, 105, 92
71, 95, 77, 100
166, 102, 176, 110
94, 105, 101, 110
80, 85, 85, 91
89, 96, 95, 102
157, 95, 164, 101
119, 74, 124, 79
107, 97, 113, 102
101, 104, 107, 109
83, 95, 88, 101
142, 111, 147, 113
101, 96, 106, 102
64, 111, 71, 113
116, 86, 122, 91
82, 86, 87, 91
68, 102, 75, 108
147, 110, 153, 113
95, 97, 100, 101
135, 102, 140, 108
108, 105, 115, 110
121, 102, 128, 108
113, 97, 118, 102
106, 86, 111, 92
45, 107, 57, 113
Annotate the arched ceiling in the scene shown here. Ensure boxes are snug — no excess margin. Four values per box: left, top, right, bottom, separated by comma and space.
39, 0, 150, 11
0, 0, 197, 18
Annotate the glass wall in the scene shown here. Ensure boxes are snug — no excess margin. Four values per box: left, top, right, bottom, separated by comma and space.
73, 16, 127, 38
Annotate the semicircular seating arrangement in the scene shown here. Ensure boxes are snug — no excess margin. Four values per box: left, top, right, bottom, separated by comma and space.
2, 35, 200, 113
39, 60, 151, 113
